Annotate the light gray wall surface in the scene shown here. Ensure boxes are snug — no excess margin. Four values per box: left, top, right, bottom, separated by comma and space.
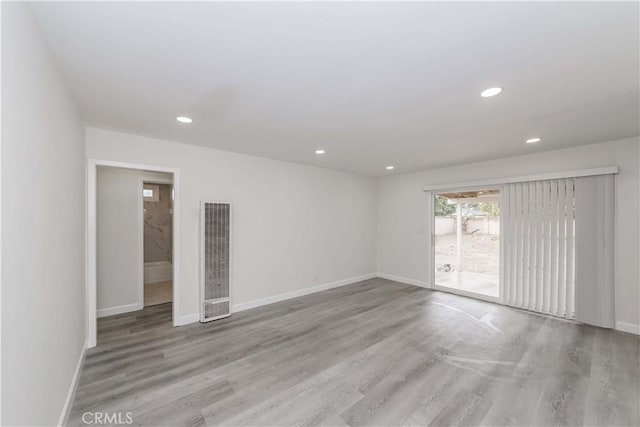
376, 137, 640, 331
87, 128, 378, 323
97, 167, 171, 314
1, 3, 86, 425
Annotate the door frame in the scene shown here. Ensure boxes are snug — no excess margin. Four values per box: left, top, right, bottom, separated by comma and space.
428, 184, 503, 304
87, 159, 181, 348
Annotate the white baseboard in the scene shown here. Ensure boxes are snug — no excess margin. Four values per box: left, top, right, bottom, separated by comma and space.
616, 321, 640, 335
376, 272, 431, 289
175, 312, 200, 326
232, 273, 378, 313
97, 302, 141, 318
172, 274, 377, 326
58, 339, 87, 427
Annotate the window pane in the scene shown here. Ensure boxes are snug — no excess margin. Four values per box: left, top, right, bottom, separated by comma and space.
434, 188, 500, 298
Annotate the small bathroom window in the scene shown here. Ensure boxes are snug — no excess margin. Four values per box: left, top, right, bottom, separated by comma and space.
143, 184, 160, 202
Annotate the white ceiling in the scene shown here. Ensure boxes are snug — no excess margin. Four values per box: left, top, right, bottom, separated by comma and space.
31, 2, 639, 176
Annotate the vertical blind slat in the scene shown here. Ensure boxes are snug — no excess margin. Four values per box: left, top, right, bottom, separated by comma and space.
565, 181, 575, 318
508, 185, 516, 304
501, 186, 509, 305
542, 180, 551, 313
510, 185, 517, 306
516, 183, 524, 307
524, 181, 528, 309
528, 181, 536, 309
557, 181, 567, 317
546, 181, 553, 313
535, 181, 543, 312
549, 182, 556, 313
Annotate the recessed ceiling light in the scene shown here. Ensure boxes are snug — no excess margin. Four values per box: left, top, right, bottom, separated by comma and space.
315, 149, 326, 154
176, 116, 192, 123
481, 87, 502, 98
386, 165, 395, 170
526, 137, 541, 144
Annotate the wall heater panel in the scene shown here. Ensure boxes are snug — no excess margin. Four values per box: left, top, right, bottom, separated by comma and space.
201, 202, 231, 322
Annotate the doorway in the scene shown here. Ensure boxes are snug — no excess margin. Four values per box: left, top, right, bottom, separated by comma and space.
143, 182, 173, 307
433, 188, 501, 301
88, 159, 180, 348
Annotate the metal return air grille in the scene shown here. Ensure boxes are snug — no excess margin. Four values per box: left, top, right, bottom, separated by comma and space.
201, 202, 231, 322
204, 301, 230, 320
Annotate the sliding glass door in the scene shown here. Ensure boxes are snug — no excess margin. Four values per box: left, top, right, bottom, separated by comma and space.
429, 174, 614, 326
433, 188, 501, 301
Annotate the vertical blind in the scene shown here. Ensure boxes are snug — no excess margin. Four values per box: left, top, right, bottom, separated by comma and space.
501, 179, 576, 319
500, 175, 615, 326
574, 175, 615, 328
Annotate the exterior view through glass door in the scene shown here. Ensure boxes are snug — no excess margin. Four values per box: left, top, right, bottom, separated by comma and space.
434, 188, 501, 300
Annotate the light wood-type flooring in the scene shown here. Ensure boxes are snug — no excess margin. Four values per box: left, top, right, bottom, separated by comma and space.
69, 278, 640, 426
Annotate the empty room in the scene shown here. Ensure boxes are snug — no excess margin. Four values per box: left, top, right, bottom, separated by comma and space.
1, 1, 639, 427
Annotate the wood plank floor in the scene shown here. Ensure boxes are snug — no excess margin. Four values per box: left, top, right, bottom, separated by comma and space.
69, 278, 640, 426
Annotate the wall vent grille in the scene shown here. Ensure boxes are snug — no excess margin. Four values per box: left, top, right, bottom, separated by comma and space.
200, 202, 231, 322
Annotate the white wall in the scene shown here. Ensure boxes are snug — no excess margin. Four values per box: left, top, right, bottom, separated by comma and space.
1, 3, 86, 425
377, 137, 640, 330
87, 128, 377, 323
97, 167, 171, 316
